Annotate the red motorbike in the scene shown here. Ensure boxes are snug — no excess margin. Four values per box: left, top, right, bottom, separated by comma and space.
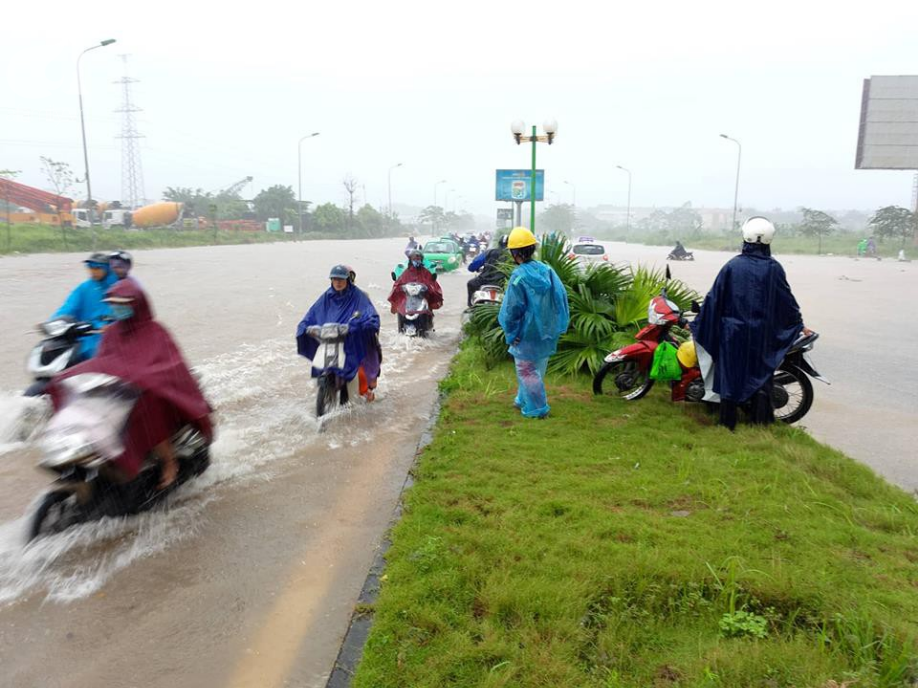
591, 293, 825, 424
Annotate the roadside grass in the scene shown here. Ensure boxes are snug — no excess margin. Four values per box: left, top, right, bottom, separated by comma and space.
352, 344, 918, 687
605, 232, 908, 259
0, 223, 315, 255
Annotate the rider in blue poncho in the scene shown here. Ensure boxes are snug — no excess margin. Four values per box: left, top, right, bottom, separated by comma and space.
296, 265, 381, 398
498, 228, 569, 419
53, 252, 118, 360
691, 217, 808, 430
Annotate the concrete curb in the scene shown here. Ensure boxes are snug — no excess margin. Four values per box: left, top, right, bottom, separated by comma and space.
324, 393, 444, 687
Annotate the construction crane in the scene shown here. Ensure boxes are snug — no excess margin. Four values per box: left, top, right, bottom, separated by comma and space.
211, 176, 253, 199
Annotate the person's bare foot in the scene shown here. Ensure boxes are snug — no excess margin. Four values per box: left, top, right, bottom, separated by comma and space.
365, 389, 376, 402
158, 457, 178, 489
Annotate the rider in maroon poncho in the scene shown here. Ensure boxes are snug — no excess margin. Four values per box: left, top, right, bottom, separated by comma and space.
387, 249, 443, 315
50, 279, 213, 488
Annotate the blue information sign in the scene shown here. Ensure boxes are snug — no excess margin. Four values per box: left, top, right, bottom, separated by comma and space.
495, 169, 544, 202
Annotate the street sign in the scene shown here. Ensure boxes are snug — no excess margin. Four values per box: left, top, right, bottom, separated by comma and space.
496, 208, 514, 220
495, 169, 544, 201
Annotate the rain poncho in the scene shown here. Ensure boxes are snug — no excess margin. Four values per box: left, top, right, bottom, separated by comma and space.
53, 267, 118, 359
498, 260, 569, 418
49, 280, 213, 479
388, 265, 443, 313
690, 242, 803, 403
297, 284, 380, 381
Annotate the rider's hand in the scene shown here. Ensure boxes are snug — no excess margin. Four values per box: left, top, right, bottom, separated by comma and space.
802, 327, 814, 336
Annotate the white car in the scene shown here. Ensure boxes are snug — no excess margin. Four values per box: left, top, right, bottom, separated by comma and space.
569, 241, 610, 269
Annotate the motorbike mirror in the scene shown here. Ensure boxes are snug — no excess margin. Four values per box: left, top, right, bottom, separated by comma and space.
665, 265, 672, 281
390, 271, 396, 282
432, 273, 438, 282
690, 300, 701, 313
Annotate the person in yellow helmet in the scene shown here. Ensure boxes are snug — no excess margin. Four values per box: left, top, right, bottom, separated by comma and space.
497, 228, 570, 418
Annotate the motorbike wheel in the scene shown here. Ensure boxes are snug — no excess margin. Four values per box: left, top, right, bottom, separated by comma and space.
316, 375, 338, 418
28, 490, 74, 542
593, 361, 655, 401
772, 366, 813, 424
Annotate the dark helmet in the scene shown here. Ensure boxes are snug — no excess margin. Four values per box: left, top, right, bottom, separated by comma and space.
84, 252, 110, 266
498, 234, 509, 249
345, 265, 357, 282
407, 249, 423, 262
329, 264, 350, 280
109, 249, 133, 266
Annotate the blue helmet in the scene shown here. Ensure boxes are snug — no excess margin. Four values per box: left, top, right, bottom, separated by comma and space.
329, 264, 350, 280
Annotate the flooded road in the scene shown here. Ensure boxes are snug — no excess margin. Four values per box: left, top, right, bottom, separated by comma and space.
0, 238, 465, 687
0, 238, 914, 687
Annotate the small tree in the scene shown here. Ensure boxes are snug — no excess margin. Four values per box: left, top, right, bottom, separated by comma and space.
419, 205, 445, 234
40, 157, 78, 247
799, 207, 838, 254
342, 175, 359, 233
313, 203, 347, 234
869, 205, 917, 247
1, 169, 22, 250
539, 204, 575, 235
253, 185, 296, 222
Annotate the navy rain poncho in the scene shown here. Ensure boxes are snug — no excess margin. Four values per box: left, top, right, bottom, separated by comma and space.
296, 284, 380, 381
690, 242, 803, 403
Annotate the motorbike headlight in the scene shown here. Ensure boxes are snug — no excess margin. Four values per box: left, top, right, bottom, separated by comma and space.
40, 431, 94, 469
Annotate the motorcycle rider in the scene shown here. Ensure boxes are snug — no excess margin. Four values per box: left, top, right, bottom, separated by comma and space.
388, 249, 443, 330
498, 227, 569, 419
344, 265, 383, 401
405, 236, 420, 255
466, 234, 509, 307
49, 279, 213, 489
670, 240, 689, 259
691, 217, 811, 430
52, 252, 118, 361
297, 265, 381, 402
108, 250, 134, 281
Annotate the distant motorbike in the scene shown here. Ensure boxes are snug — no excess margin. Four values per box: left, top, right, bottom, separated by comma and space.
28, 373, 210, 541
667, 250, 694, 261
592, 292, 825, 424
305, 323, 354, 418
25, 316, 96, 397
395, 283, 433, 337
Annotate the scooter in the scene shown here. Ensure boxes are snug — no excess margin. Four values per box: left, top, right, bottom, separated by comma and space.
470, 284, 503, 308
667, 250, 694, 261
28, 373, 210, 541
396, 283, 433, 337
25, 316, 96, 397
591, 292, 826, 424
304, 323, 354, 418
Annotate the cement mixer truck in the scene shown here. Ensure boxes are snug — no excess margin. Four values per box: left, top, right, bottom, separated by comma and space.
131, 201, 184, 228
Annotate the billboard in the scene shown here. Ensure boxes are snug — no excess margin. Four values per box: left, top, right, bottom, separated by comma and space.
855, 75, 918, 170
496, 169, 544, 201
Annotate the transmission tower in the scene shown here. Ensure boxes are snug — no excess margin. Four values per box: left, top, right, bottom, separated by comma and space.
115, 55, 146, 208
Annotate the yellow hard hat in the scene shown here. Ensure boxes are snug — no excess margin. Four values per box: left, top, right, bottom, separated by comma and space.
507, 227, 537, 249
677, 340, 698, 369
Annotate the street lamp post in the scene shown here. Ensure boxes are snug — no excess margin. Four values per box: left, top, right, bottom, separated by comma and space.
388, 162, 403, 225
720, 133, 742, 232
616, 165, 632, 232
511, 118, 557, 233
77, 38, 116, 248
433, 179, 447, 235
298, 132, 320, 235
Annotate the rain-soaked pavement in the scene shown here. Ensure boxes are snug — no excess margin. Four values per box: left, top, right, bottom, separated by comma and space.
0, 238, 914, 687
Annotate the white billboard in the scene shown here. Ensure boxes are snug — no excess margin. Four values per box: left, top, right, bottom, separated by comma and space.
855, 75, 918, 170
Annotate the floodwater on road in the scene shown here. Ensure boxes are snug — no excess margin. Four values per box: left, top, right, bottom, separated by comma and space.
0, 237, 914, 687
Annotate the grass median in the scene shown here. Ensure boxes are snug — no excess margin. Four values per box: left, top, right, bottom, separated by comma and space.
352, 344, 918, 687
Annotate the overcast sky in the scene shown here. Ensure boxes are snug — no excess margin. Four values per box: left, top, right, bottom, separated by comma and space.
2, 0, 916, 217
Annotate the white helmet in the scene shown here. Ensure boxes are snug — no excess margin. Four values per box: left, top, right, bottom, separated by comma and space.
742, 216, 776, 245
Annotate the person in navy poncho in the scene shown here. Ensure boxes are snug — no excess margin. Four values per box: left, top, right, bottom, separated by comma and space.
691, 217, 809, 430
297, 265, 381, 400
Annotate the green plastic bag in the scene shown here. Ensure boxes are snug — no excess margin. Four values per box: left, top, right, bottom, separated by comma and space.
650, 341, 682, 382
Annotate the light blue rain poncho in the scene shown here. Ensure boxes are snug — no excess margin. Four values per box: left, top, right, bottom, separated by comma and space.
498, 260, 569, 418
53, 265, 117, 359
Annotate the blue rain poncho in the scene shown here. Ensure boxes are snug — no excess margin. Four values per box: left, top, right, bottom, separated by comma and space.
498, 260, 569, 361
690, 242, 803, 403
296, 284, 380, 381
53, 268, 118, 359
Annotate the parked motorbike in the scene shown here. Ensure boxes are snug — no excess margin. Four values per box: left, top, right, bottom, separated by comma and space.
396, 283, 433, 337
667, 251, 694, 261
25, 316, 96, 397
591, 292, 826, 424
305, 323, 354, 418
470, 284, 503, 308
28, 373, 210, 541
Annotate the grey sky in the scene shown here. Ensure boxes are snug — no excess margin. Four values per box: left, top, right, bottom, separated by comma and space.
3, 0, 917, 216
